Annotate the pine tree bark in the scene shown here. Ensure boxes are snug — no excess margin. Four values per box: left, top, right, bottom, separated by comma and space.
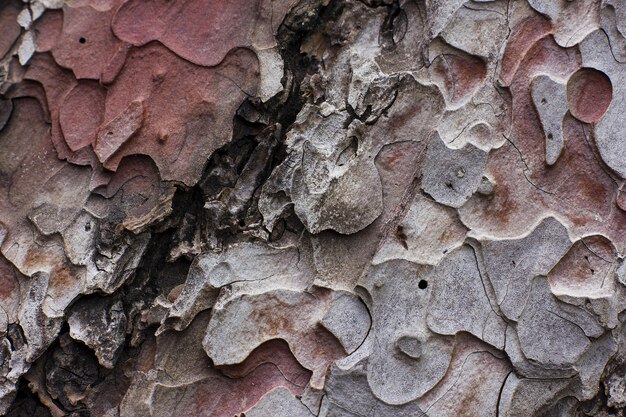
0, 1, 625, 416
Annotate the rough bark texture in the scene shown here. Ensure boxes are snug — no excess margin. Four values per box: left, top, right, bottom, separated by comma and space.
0, 0, 625, 416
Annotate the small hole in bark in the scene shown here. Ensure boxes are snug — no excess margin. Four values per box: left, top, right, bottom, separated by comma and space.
84, 223, 91, 231
418, 280, 428, 289
541, 98, 547, 104
547, 133, 553, 140
79, 37, 86, 44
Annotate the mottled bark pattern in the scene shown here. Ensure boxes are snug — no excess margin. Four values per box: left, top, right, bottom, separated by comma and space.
0, 0, 625, 416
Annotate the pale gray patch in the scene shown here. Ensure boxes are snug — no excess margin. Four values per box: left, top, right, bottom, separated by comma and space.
427, 245, 506, 349
321, 292, 371, 354
359, 260, 454, 404
245, 387, 314, 417
531, 75, 567, 165
481, 217, 572, 320
320, 358, 427, 417
159, 241, 314, 334
421, 133, 488, 208
517, 277, 603, 368
580, 30, 626, 177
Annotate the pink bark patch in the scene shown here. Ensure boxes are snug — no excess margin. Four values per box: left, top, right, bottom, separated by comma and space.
432, 53, 487, 107
60, 81, 105, 151
51, 4, 125, 80
567, 68, 613, 123
112, 0, 291, 67
156, 339, 312, 417
499, 16, 552, 87
0, 0, 21, 58
100, 43, 259, 185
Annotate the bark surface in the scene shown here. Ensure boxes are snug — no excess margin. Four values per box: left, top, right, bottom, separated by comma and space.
0, 0, 625, 416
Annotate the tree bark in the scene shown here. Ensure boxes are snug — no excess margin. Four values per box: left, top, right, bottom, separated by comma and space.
0, 0, 625, 416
